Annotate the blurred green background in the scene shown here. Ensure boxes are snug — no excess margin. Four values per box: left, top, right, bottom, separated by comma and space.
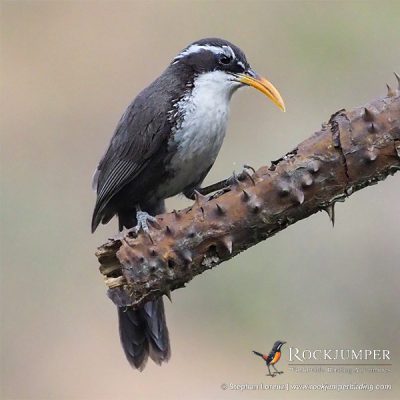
1, 1, 399, 399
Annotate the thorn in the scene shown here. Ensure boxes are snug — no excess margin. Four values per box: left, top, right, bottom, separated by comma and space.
215, 203, 226, 215
363, 107, 374, 122
292, 189, 304, 205
165, 290, 172, 302
248, 198, 262, 213
220, 236, 233, 254
394, 72, 400, 90
278, 182, 290, 197
194, 190, 207, 205
150, 248, 158, 257
324, 204, 335, 227
386, 83, 396, 97
308, 160, 320, 173
367, 123, 376, 133
172, 209, 181, 219
241, 189, 251, 202
365, 149, 377, 162
187, 227, 196, 238
149, 264, 157, 273
301, 174, 313, 188
180, 249, 193, 264
165, 225, 173, 236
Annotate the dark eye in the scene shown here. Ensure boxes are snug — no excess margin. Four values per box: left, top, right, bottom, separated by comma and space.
219, 55, 232, 65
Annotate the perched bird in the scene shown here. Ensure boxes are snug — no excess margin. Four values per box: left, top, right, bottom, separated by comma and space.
253, 340, 286, 376
92, 38, 285, 370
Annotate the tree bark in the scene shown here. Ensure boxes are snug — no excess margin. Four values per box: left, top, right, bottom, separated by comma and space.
96, 82, 400, 310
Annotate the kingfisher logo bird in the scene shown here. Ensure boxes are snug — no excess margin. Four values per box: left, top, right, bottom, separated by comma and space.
253, 340, 286, 377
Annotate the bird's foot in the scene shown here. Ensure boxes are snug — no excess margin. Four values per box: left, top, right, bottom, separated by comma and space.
133, 210, 159, 234
276, 371, 284, 374
193, 165, 257, 198
266, 373, 276, 377
108, 211, 159, 242
238, 165, 256, 185
227, 165, 256, 187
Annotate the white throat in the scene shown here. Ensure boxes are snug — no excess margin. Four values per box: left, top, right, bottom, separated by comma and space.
159, 70, 240, 198
172, 70, 239, 126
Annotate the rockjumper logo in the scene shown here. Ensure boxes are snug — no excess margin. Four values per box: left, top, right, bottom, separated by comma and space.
289, 347, 390, 362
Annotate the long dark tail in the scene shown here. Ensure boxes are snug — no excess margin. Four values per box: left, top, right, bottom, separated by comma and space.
118, 299, 170, 370
253, 350, 264, 358
117, 201, 170, 370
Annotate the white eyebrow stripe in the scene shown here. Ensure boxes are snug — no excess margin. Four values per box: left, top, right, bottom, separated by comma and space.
173, 44, 236, 64
237, 61, 245, 69
224, 45, 235, 59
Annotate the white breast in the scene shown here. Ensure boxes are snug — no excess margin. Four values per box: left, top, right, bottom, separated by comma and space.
156, 70, 239, 198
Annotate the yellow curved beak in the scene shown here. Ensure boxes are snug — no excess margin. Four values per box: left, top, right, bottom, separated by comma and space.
237, 71, 286, 112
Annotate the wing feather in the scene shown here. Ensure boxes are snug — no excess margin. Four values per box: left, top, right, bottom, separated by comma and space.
91, 66, 187, 232
91, 87, 175, 231
96, 160, 138, 206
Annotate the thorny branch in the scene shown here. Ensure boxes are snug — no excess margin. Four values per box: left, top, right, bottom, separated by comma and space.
96, 78, 400, 310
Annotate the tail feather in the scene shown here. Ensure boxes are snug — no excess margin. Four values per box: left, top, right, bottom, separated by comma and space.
91, 201, 113, 233
116, 201, 170, 370
143, 300, 171, 364
253, 350, 264, 358
118, 299, 170, 370
118, 307, 149, 370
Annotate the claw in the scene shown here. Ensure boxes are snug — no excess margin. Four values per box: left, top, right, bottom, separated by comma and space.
165, 289, 172, 302
243, 164, 256, 173
241, 169, 255, 185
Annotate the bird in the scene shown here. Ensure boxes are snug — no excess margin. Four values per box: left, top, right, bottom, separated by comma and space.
91, 37, 285, 370
253, 340, 286, 376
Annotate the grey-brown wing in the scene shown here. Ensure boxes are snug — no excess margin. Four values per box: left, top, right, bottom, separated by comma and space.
91, 64, 190, 232
91, 92, 172, 232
